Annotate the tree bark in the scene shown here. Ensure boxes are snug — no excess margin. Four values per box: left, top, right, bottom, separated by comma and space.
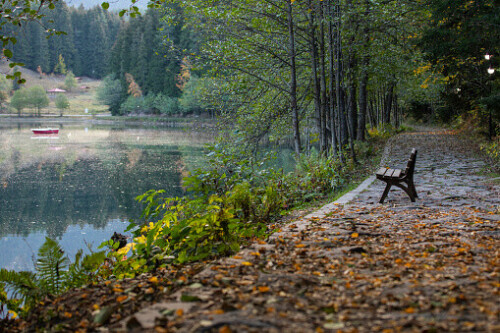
287, 1, 301, 154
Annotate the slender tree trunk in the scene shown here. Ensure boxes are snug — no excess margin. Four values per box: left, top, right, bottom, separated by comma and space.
327, 0, 338, 156
318, 2, 329, 153
307, 0, 323, 153
287, 2, 301, 154
384, 83, 394, 125
357, 62, 368, 141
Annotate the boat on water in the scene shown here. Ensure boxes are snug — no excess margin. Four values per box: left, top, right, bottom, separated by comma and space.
31, 128, 59, 135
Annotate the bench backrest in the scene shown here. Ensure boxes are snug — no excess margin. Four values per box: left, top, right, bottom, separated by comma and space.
404, 148, 417, 177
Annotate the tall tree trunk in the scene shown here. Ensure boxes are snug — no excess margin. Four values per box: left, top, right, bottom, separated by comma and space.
327, 0, 338, 156
335, 1, 355, 162
318, 2, 328, 153
357, 61, 368, 141
307, 0, 323, 153
287, 1, 301, 154
383, 83, 395, 125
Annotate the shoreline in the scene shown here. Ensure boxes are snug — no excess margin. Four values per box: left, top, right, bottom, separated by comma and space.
0, 114, 217, 128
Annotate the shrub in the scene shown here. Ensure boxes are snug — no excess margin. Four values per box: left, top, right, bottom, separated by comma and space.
154, 93, 180, 115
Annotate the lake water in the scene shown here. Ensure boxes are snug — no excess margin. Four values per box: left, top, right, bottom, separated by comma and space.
0, 122, 213, 271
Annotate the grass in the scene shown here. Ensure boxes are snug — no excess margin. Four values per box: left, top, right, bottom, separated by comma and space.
0, 61, 109, 116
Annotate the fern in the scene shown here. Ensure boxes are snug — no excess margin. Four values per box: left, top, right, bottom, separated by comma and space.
0, 237, 106, 318
0, 269, 41, 314
36, 237, 69, 295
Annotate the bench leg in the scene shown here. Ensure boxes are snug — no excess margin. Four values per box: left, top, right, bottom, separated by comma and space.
394, 182, 416, 202
379, 183, 392, 204
409, 179, 418, 198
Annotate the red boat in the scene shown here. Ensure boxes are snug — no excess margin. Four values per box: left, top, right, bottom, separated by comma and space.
31, 128, 59, 135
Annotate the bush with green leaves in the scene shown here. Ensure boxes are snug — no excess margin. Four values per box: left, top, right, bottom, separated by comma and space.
153, 93, 180, 115
96, 74, 123, 115
120, 96, 152, 114
0, 237, 105, 318
101, 192, 267, 279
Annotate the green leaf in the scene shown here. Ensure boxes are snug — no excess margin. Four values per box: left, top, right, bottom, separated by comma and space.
101, 2, 109, 10
3, 49, 13, 58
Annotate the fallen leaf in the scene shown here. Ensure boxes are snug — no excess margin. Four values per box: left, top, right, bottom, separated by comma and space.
258, 286, 270, 293
116, 295, 128, 303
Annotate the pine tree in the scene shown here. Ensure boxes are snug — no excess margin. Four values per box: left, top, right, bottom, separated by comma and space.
54, 55, 67, 75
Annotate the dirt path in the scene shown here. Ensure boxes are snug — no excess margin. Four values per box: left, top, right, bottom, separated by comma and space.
6, 129, 499, 332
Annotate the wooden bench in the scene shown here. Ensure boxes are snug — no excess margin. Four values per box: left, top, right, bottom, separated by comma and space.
376, 148, 418, 204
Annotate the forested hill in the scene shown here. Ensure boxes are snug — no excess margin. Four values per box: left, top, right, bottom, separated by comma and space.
66, 0, 144, 10
8, 3, 120, 79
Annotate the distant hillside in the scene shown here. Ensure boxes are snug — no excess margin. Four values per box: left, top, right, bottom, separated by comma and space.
65, 0, 147, 10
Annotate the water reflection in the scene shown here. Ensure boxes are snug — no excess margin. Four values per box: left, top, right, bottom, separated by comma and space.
0, 122, 212, 271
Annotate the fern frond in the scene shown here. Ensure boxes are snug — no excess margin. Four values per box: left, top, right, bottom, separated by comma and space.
0, 268, 41, 312
35, 237, 69, 295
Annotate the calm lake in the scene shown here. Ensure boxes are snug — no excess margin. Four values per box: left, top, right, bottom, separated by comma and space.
0, 122, 213, 271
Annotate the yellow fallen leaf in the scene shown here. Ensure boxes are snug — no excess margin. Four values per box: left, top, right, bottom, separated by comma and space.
351, 233, 359, 238
64, 312, 73, 318
113, 288, 124, 293
250, 252, 261, 256
149, 276, 159, 283
241, 261, 253, 266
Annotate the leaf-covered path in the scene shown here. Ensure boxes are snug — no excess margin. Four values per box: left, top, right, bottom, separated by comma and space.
6, 129, 500, 332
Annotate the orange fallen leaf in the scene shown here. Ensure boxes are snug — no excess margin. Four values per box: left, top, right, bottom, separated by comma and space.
145, 287, 155, 294
64, 312, 72, 318
233, 255, 243, 259
258, 286, 270, 293
176, 309, 184, 316
250, 252, 261, 256
92, 304, 100, 311
211, 309, 225, 315
351, 232, 359, 238
149, 276, 159, 283
117, 295, 128, 303
219, 326, 232, 333
113, 288, 124, 293
404, 307, 415, 314
295, 244, 306, 248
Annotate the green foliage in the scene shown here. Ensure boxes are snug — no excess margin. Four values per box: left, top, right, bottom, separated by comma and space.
63, 71, 77, 91
102, 192, 263, 278
25, 86, 50, 116
179, 75, 209, 114
153, 93, 180, 115
418, 0, 499, 120
55, 94, 70, 116
480, 140, 500, 170
120, 96, 150, 114
0, 237, 106, 318
96, 74, 124, 115
10, 89, 28, 115
53, 54, 67, 75
35, 237, 69, 295
0, 75, 12, 105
